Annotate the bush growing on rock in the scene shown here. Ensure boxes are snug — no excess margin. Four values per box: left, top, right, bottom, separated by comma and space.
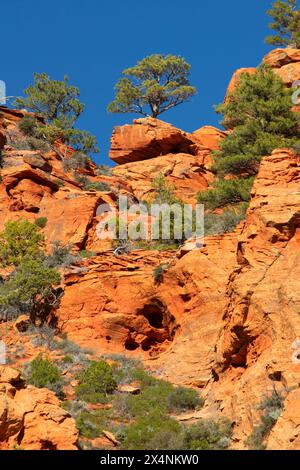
44, 241, 79, 268
0, 220, 44, 266
0, 220, 61, 323
197, 178, 254, 210
14, 73, 99, 155
0, 257, 61, 322
183, 418, 233, 450
121, 412, 183, 450
246, 392, 284, 450
18, 115, 39, 136
84, 181, 112, 192
204, 203, 248, 235
167, 386, 204, 412
35, 217, 48, 229
198, 65, 299, 233
95, 164, 113, 176
26, 355, 64, 396
75, 360, 117, 401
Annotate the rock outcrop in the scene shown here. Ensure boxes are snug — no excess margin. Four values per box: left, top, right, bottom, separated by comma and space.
109, 117, 202, 164
111, 118, 225, 204
0, 366, 78, 450
263, 48, 300, 86
225, 48, 300, 101
208, 148, 300, 446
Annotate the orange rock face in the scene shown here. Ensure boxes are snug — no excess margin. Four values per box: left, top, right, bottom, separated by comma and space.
109, 117, 202, 165
0, 366, 78, 450
192, 126, 227, 151
111, 118, 226, 204
113, 152, 213, 204
209, 149, 300, 446
225, 48, 300, 103
263, 48, 300, 86
57, 250, 178, 356
225, 67, 256, 101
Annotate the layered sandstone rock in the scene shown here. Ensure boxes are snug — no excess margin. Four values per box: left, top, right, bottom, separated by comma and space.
191, 126, 227, 150
113, 152, 213, 204
57, 250, 178, 356
0, 106, 135, 251
208, 149, 300, 446
0, 366, 78, 450
111, 118, 225, 204
109, 117, 202, 164
263, 48, 300, 86
225, 48, 300, 102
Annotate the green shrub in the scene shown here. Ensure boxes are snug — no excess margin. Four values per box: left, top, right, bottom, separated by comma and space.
0, 220, 44, 266
0, 257, 60, 322
18, 115, 39, 136
121, 412, 183, 450
153, 264, 168, 284
293, 142, 300, 157
27, 355, 63, 396
78, 250, 96, 259
14, 73, 99, 155
85, 181, 111, 192
62, 152, 90, 172
62, 355, 74, 364
212, 153, 260, 177
44, 241, 78, 268
76, 409, 110, 439
96, 164, 113, 176
35, 217, 48, 229
76, 360, 117, 401
204, 203, 248, 235
167, 386, 204, 412
246, 392, 284, 450
197, 178, 254, 210
183, 418, 232, 450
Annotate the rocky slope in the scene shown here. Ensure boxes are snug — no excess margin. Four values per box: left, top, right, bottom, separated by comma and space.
0, 366, 78, 450
0, 48, 299, 449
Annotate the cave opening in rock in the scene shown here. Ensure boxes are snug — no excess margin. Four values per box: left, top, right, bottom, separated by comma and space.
137, 299, 178, 340
138, 302, 164, 329
124, 337, 139, 351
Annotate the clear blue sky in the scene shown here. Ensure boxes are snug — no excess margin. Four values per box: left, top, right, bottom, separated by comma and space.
2, 0, 274, 165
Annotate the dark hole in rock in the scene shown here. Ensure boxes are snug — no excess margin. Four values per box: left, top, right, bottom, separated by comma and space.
125, 337, 139, 351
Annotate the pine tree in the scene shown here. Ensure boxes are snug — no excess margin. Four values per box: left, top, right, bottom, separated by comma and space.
265, 0, 300, 48
197, 65, 299, 231
14, 73, 99, 155
108, 54, 196, 118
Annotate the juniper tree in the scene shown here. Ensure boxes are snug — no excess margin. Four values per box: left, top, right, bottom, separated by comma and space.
14, 73, 98, 155
265, 0, 300, 48
108, 54, 196, 118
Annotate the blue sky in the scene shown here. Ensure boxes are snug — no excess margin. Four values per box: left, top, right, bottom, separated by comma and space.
2, 0, 274, 164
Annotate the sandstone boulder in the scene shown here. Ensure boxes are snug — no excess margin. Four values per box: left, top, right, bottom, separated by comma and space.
109, 117, 202, 164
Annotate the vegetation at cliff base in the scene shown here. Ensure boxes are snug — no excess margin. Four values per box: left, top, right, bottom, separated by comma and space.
266, 0, 300, 48
108, 54, 196, 118
26, 354, 64, 397
58, 355, 230, 450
